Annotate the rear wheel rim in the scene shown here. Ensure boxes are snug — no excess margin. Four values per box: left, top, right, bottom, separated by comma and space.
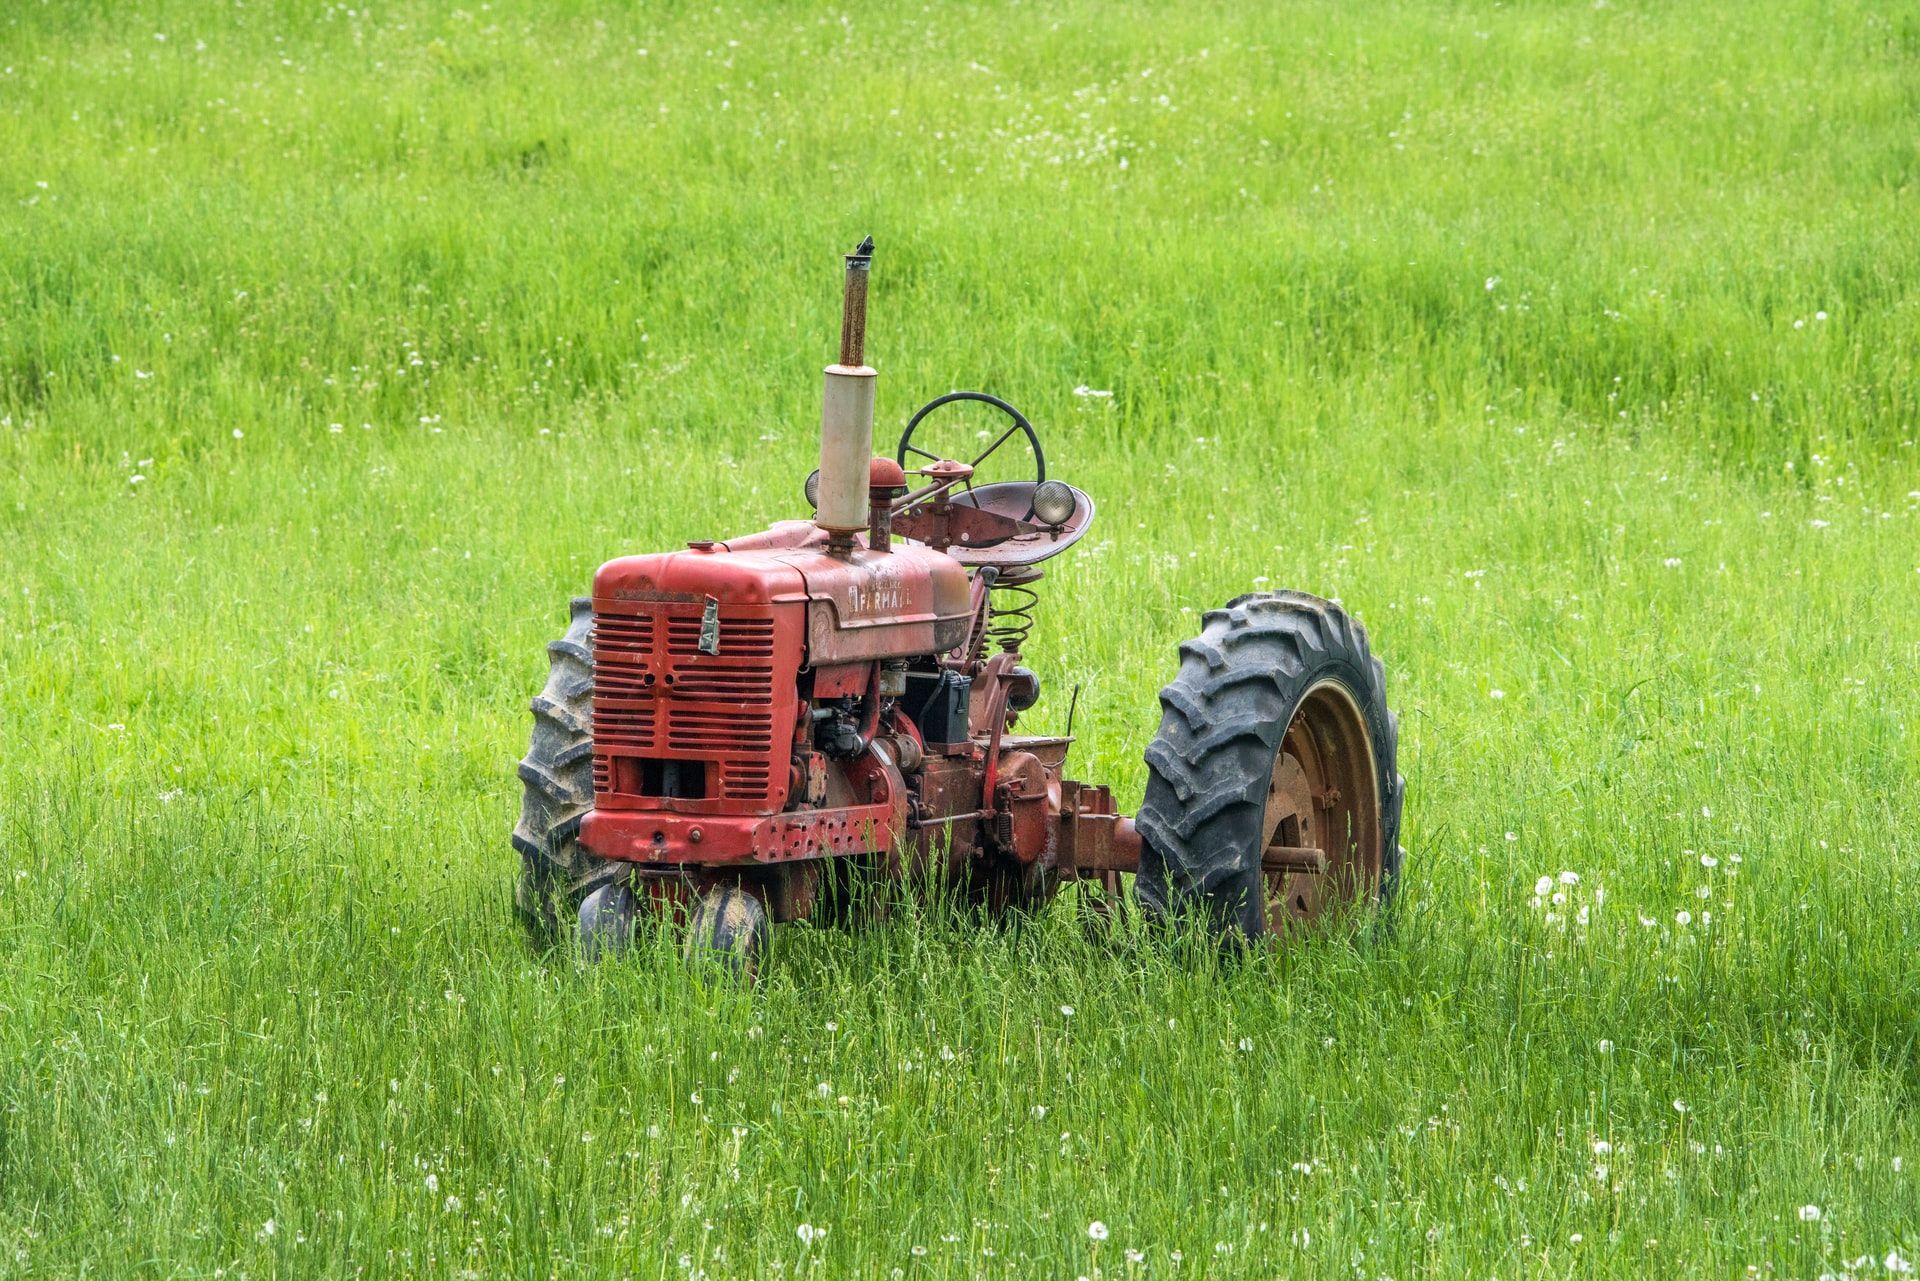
1259, 680, 1381, 932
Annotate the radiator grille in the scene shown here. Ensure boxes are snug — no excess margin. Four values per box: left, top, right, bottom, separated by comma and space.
592, 615, 656, 700
668, 665, 774, 703
666, 615, 776, 657
667, 708, 776, 753
592, 606, 786, 805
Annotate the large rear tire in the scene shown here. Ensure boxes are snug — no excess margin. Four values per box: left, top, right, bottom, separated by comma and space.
1135, 591, 1403, 944
512, 597, 617, 942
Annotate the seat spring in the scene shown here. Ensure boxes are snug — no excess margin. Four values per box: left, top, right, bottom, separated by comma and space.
984, 581, 1039, 655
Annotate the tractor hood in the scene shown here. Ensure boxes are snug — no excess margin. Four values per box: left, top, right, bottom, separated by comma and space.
593, 521, 972, 663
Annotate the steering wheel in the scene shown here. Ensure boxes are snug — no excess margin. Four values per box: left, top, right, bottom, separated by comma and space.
897, 391, 1046, 484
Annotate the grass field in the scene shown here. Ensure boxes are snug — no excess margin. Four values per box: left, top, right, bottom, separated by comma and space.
4, 0, 1920, 1275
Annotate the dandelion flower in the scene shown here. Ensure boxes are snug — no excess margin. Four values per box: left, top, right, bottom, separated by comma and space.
1798, 1205, 1821, 1221
1061, 1005, 1075, 1017
1559, 871, 1580, 885
1598, 1039, 1614, 1054
1676, 910, 1692, 926
1088, 1221, 1109, 1241
1535, 875, 1554, 896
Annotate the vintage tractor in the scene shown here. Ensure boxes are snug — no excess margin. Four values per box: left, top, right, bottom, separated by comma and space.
512, 239, 1404, 975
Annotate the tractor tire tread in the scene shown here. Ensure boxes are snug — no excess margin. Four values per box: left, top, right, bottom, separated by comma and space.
513, 599, 614, 943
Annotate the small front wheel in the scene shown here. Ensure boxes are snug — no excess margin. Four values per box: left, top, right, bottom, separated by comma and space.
578, 881, 637, 962
685, 886, 772, 984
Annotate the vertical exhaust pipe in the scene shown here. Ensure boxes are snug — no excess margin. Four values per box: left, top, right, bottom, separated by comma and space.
817, 236, 877, 546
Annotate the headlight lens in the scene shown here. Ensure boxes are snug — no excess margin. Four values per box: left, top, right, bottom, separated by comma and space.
804, 468, 821, 510
1031, 480, 1076, 526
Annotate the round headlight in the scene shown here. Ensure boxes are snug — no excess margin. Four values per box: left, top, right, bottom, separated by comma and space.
804, 468, 821, 510
1031, 479, 1076, 526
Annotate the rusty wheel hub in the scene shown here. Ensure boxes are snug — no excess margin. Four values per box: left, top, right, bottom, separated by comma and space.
1259, 680, 1382, 932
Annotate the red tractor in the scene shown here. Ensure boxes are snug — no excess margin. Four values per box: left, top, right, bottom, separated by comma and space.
513, 239, 1404, 975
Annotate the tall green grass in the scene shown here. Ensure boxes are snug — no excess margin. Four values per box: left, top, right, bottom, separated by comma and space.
3, 0, 1919, 1276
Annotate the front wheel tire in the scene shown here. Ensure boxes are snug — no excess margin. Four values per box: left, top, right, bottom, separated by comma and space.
1135, 591, 1403, 944
578, 882, 637, 962
685, 886, 772, 984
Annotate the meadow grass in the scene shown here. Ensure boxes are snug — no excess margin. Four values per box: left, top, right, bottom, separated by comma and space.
3, 0, 1920, 1275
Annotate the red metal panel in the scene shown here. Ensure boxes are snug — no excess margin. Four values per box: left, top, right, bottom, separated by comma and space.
579, 793, 908, 866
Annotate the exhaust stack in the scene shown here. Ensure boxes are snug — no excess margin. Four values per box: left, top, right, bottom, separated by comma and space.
817, 236, 877, 542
